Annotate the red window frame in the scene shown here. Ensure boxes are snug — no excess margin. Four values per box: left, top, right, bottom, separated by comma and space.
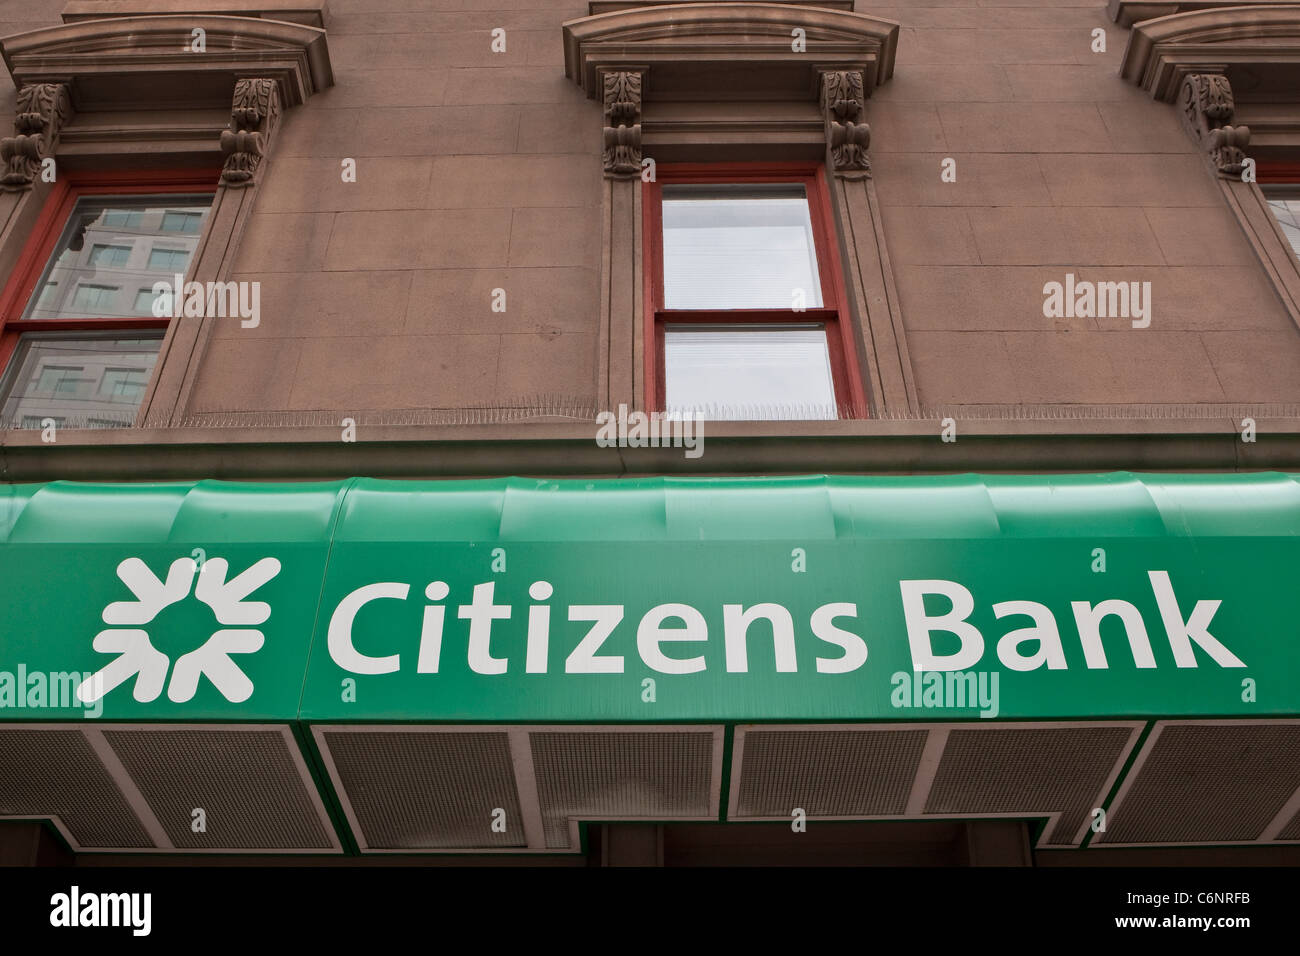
643, 162, 867, 418
0, 168, 220, 381
1257, 161, 1300, 184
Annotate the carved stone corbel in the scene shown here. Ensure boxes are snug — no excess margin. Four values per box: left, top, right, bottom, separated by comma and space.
1178, 72, 1250, 178
820, 69, 871, 177
220, 78, 282, 187
601, 69, 642, 178
0, 83, 72, 192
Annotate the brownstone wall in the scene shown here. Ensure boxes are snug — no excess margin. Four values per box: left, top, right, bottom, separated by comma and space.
2, 0, 1299, 425
868, 1, 1300, 409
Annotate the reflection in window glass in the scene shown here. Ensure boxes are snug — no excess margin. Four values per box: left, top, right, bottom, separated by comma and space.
89, 244, 131, 268
0, 334, 164, 428
101, 210, 142, 229
1264, 187, 1300, 259
161, 210, 204, 233
147, 247, 190, 271
664, 324, 836, 421
661, 185, 822, 310
71, 284, 120, 312
21, 195, 213, 319
100, 367, 151, 401
133, 288, 159, 315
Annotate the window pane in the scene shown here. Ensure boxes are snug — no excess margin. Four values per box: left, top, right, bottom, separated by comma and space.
664, 324, 837, 421
0, 333, 164, 428
661, 184, 823, 309
21, 194, 213, 319
1264, 187, 1300, 259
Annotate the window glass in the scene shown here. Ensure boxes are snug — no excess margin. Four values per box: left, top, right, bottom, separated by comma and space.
0, 334, 164, 428
661, 184, 822, 310
664, 324, 836, 420
21, 195, 213, 319
1264, 187, 1300, 259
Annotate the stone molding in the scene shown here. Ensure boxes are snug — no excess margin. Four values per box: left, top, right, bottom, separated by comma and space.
0, 83, 72, 192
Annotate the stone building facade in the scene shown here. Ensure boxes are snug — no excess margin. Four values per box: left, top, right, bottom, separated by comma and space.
1, 0, 1299, 866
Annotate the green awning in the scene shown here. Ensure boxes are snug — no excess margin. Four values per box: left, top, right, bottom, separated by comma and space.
2, 472, 1297, 723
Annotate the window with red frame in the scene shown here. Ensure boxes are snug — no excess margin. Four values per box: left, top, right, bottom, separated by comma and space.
1260, 163, 1300, 261
0, 172, 217, 429
644, 164, 865, 420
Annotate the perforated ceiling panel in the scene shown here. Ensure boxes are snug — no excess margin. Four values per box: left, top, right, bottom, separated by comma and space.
729, 722, 1141, 847
925, 725, 1139, 845
1276, 807, 1300, 842
530, 729, 720, 849
1097, 721, 1300, 846
0, 726, 152, 849
313, 725, 724, 853
319, 729, 525, 850
0, 723, 338, 853
103, 727, 336, 850
732, 728, 927, 817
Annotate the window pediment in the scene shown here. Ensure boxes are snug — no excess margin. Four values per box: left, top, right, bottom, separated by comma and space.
1109, 0, 1300, 29
0, 14, 332, 111
562, 2, 898, 102
1120, 5, 1300, 100
60, 0, 328, 30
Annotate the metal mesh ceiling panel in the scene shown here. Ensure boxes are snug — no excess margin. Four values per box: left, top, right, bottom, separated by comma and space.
734, 729, 927, 817
0, 727, 152, 849
925, 726, 1135, 845
1099, 723, 1300, 845
103, 728, 333, 850
322, 730, 525, 850
1277, 806, 1300, 842
530, 730, 716, 849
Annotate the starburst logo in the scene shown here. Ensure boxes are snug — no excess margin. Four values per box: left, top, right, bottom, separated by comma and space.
75, 556, 280, 705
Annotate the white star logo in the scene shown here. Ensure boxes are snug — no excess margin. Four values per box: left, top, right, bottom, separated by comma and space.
75, 556, 280, 705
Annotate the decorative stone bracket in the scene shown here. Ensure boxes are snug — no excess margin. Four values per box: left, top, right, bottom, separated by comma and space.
1177, 72, 1250, 178
820, 69, 871, 177
0, 83, 73, 192
220, 78, 282, 187
601, 69, 643, 178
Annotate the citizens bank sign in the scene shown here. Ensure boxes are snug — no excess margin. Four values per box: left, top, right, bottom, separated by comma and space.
1, 475, 1297, 723
323, 570, 1243, 678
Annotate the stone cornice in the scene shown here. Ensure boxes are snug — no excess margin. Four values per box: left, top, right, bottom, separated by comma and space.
3, 419, 1300, 481
0, 14, 333, 111
1120, 4, 1300, 100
